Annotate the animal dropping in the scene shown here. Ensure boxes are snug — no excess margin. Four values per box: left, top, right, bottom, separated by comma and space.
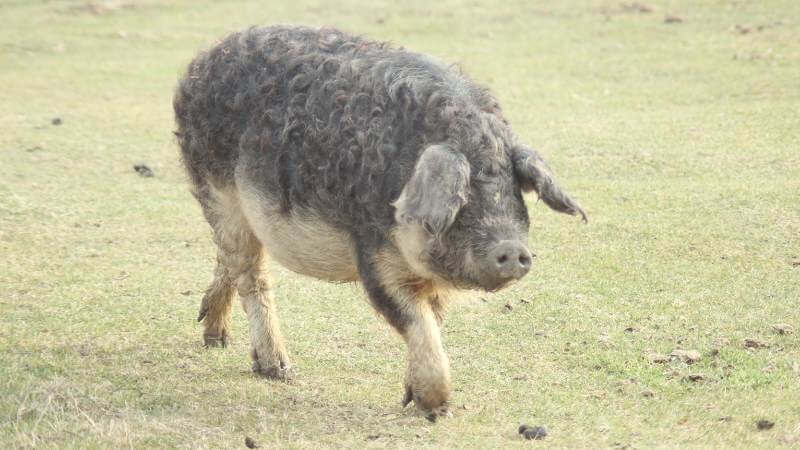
519, 424, 548, 440
174, 25, 586, 421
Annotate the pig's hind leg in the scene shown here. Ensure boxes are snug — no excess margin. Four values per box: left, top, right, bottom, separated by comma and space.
195, 183, 293, 380
194, 184, 237, 348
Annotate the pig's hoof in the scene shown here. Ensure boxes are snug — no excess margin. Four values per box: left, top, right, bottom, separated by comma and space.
251, 352, 294, 381
423, 404, 452, 423
402, 384, 452, 422
252, 362, 295, 381
203, 331, 230, 348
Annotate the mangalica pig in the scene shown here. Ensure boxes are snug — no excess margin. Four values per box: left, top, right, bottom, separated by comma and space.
173, 25, 586, 421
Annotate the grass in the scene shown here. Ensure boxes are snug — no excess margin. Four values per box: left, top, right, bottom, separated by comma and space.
1, 0, 798, 447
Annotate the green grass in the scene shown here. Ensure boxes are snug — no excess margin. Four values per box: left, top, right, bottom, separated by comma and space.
1, 0, 798, 447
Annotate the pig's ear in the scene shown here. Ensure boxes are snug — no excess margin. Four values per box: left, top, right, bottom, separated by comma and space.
393, 144, 471, 236
512, 145, 588, 222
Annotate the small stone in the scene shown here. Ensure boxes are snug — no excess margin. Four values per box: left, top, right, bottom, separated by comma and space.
641, 389, 655, 398
624, 327, 636, 333
664, 15, 683, 23
790, 257, 800, 267
647, 352, 669, 363
757, 420, 775, 430
503, 302, 513, 312
51, 117, 62, 125
181, 290, 192, 296
719, 416, 732, 422
772, 324, 794, 335
245, 436, 260, 448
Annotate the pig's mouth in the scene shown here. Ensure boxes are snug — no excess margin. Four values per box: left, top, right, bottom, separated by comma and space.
446, 271, 521, 293
481, 276, 520, 292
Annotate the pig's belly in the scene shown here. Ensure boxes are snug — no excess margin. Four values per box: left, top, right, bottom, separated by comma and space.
237, 186, 360, 282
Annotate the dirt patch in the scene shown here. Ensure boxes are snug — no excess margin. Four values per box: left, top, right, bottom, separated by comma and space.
598, 2, 653, 16
772, 324, 793, 335
664, 15, 683, 24
66, 2, 138, 16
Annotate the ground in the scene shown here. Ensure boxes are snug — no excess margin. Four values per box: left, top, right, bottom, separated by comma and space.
1, 0, 798, 448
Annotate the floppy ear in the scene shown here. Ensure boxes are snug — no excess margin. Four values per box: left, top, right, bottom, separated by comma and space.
393, 144, 471, 236
512, 145, 588, 222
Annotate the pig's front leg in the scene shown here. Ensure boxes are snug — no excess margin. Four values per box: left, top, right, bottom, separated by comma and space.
357, 245, 451, 421
400, 302, 451, 421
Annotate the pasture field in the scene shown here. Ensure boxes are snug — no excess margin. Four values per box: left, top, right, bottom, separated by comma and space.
1, 0, 798, 447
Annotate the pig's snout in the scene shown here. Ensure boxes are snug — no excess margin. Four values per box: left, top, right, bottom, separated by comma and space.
484, 241, 533, 286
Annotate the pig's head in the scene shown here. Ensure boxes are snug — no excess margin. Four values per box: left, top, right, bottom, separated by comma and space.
392, 143, 586, 291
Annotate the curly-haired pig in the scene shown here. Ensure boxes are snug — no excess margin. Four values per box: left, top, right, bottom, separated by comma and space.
173, 25, 586, 421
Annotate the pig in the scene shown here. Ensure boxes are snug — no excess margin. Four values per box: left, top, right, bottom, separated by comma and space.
173, 25, 586, 421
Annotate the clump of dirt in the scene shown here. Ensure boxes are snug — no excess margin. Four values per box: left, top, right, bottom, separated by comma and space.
245, 436, 260, 448
134, 164, 154, 177
519, 424, 548, 440
684, 373, 705, 382
733, 22, 783, 35
744, 338, 769, 349
757, 420, 775, 430
670, 349, 701, 364
647, 352, 669, 363
772, 324, 793, 335
621, 2, 652, 14
664, 15, 683, 24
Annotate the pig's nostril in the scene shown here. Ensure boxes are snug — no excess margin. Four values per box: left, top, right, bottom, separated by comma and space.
518, 254, 531, 267
497, 254, 508, 265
